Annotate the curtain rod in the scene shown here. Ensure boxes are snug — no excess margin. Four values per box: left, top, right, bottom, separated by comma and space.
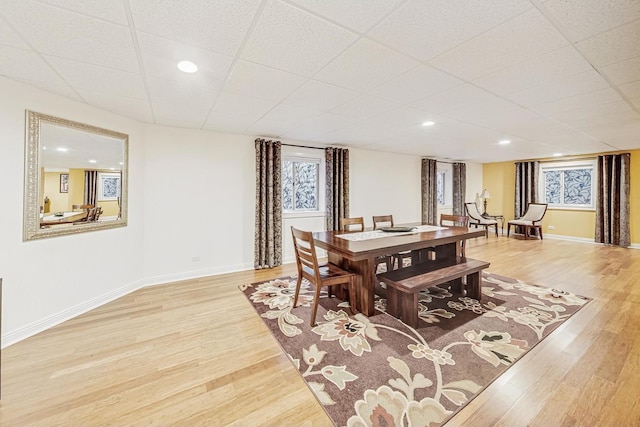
282, 143, 326, 150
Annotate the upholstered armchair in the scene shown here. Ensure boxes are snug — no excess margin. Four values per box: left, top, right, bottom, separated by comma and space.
507, 203, 548, 240
464, 202, 498, 237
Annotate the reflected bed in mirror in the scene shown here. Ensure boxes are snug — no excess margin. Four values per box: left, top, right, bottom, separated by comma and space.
23, 110, 128, 241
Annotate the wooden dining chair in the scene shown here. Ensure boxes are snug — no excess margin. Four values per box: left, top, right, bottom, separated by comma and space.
440, 213, 469, 256
372, 215, 412, 269
341, 217, 392, 272
341, 216, 365, 232
291, 227, 357, 326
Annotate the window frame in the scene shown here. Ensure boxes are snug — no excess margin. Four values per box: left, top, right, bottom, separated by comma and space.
539, 159, 597, 211
281, 147, 325, 218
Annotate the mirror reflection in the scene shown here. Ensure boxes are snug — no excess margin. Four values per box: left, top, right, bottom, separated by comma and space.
24, 111, 128, 241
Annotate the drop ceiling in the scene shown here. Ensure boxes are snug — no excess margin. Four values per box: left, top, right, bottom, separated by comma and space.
1, 0, 639, 163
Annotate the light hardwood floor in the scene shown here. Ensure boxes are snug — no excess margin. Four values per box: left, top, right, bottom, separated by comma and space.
2, 237, 640, 426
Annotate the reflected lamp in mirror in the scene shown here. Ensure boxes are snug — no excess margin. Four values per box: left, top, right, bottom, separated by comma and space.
23, 110, 128, 241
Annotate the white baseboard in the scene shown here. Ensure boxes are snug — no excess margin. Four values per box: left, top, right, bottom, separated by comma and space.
2, 278, 144, 347
140, 262, 255, 287
545, 233, 640, 249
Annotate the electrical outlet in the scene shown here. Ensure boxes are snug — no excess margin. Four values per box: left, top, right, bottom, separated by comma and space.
548, 225, 555, 230
192, 256, 200, 262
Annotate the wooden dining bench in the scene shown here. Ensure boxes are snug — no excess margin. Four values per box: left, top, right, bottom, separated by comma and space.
377, 257, 490, 328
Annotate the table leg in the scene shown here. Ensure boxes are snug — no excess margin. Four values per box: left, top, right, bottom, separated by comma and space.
329, 253, 376, 316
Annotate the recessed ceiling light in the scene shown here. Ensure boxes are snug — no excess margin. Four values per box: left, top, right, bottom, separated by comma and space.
177, 60, 198, 73
553, 153, 563, 157
422, 121, 435, 126
56, 147, 68, 152
498, 140, 511, 145
119, 161, 123, 165
89, 159, 97, 163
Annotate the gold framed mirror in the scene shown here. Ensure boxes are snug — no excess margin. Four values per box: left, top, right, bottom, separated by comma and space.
23, 110, 128, 241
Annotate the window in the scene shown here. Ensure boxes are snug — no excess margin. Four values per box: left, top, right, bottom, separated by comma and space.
540, 160, 596, 210
437, 172, 445, 205
282, 157, 320, 212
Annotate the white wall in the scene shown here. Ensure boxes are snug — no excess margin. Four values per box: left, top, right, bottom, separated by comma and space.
141, 126, 256, 284
349, 148, 422, 227
0, 76, 484, 346
0, 77, 145, 345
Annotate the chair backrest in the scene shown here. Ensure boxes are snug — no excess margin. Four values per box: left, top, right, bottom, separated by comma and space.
291, 226, 321, 281
464, 202, 484, 221
86, 207, 98, 222
440, 213, 469, 228
520, 203, 548, 222
341, 217, 365, 232
72, 204, 94, 211
94, 206, 103, 221
372, 215, 394, 230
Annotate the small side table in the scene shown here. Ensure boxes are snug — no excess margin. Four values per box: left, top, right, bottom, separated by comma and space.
482, 213, 504, 235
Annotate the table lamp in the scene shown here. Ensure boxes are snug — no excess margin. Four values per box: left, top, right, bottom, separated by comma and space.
480, 188, 490, 215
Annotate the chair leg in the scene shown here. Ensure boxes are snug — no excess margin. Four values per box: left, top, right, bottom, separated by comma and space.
538, 226, 543, 240
507, 224, 511, 237
494, 224, 498, 237
292, 276, 303, 309
310, 282, 323, 327
347, 278, 357, 315
524, 226, 529, 240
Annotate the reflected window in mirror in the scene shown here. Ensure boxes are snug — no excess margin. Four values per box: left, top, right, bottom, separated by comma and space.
24, 110, 128, 241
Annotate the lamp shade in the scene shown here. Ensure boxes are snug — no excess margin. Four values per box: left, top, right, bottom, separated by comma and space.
480, 189, 490, 199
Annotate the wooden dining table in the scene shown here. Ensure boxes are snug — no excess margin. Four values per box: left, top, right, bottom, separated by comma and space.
312, 225, 486, 316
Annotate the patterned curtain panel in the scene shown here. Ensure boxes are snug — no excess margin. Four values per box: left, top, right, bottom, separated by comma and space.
595, 153, 630, 247
452, 162, 466, 216
84, 170, 98, 206
325, 147, 350, 231
514, 161, 539, 218
421, 158, 438, 225
254, 138, 283, 269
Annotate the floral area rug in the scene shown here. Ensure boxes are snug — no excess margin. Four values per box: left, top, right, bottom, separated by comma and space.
240, 272, 590, 426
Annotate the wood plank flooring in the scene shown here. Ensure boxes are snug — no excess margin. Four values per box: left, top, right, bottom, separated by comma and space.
1, 237, 640, 426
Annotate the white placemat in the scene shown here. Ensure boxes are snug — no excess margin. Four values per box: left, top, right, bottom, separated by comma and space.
336, 225, 445, 241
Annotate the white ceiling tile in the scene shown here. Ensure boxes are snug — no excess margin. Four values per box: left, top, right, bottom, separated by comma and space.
203, 111, 255, 134
577, 117, 640, 146
146, 76, 218, 110
314, 38, 419, 92
548, 100, 634, 133
224, 60, 307, 103
600, 56, 640, 85
370, 65, 463, 104
36, 0, 129, 25
241, 0, 357, 77
430, 9, 568, 81
282, 112, 362, 140
45, 56, 147, 100
0, 16, 29, 49
282, 80, 359, 111
261, 103, 324, 126
246, 119, 291, 137
287, 0, 404, 33
507, 70, 610, 106
576, 20, 640, 67
77, 90, 153, 122
368, 0, 532, 61
411, 84, 517, 123
330, 95, 399, 120
137, 33, 234, 87
530, 88, 624, 116
212, 92, 277, 121
152, 103, 210, 129
129, 0, 262, 57
0, 45, 70, 88
619, 81, 640, 99
472, 46, 591, 96
2, 0, 139, 72
542, 0, 640, 42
